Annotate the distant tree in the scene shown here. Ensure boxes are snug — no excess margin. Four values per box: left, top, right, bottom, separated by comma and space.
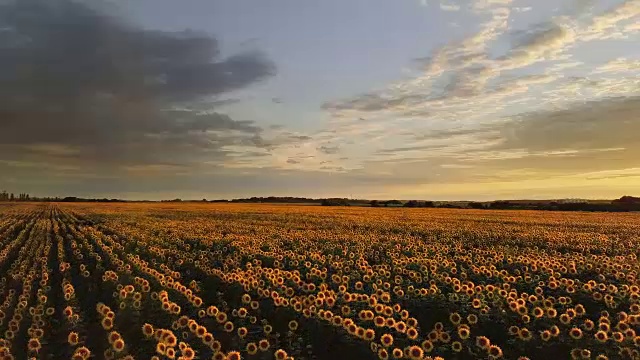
9, 193, 14, 201
383, 200, 402, 207
614, 196, 640, 204
370, 200, 380, 207
404, 200, 419, 208
468, 202, 485, 209
490, 201, 514, 209
321, 198, 350, 206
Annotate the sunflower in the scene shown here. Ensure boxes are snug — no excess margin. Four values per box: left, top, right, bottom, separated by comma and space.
108, 331, 121, 345
560, 314, 572, 325
101, 317, 114, 330
518, 328, 532, 341
507, 325, 519, 336
475, 336, 490, 349
380, 334, 394, 347
488, 345, 503, 359
242, 293, 251, 304
156, 342, 166, 355
540, 330, 551, 342
615, 322, 629, 332
238, 307, 248, 318
532, 307, 544, 318
582, 319, 595, 331
207, 339, 221, 352
236, 326, 247, 337
570, 349, 582, 360
472, 298, 482, 308
421, 339, 434, 353
385, 317, 396, 328
612, 332, 624, 343
439, 331, 451, 343
196, 325, 207, 338
594, 330, 608, 343
68, 331, 80, 346
598, 322, 610, 332
569, 327, 583, 340
289, 320, 299, 331
449, 312, 461, 325
112, 338, 125, 352
275, 349, 288, 360
216, 312, 228, 323
364, 329, 376, 341
27, 338, 41, 353
203, 332, 214, 345
407, 346, 423, 360
458, 326, 471, 339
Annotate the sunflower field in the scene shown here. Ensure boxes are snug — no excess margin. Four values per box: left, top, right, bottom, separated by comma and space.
0, 202, 638, 360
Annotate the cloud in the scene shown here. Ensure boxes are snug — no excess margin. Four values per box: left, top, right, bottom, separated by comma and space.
582, 0, 640, 41
317, 145, 341, 155
376, 144, 447, 154
322, 93, 426, 113
412, 127, 499, 141
440, 3, 461, 12
494, 96, 640, 154
583, 168, 640, 181
500, 21, 575, 69
0, 0, 276, 172
591, 57, 640, 74
513, 7, 532, 13
311, 0, 640, 199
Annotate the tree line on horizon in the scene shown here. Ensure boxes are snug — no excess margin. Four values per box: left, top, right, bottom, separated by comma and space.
2, 192, 640, 212
0, 191, 30, 201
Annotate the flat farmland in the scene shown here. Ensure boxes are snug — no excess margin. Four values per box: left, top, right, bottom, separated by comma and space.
0, 202, 638, 360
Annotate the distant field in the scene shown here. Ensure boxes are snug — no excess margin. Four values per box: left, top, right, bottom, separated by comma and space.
0, 202, 639, 360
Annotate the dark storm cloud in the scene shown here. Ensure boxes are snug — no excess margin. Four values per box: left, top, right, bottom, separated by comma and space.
0, 0, 276, 167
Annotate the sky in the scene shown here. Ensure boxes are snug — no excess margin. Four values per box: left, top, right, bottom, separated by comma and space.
1, 0, 640, 200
